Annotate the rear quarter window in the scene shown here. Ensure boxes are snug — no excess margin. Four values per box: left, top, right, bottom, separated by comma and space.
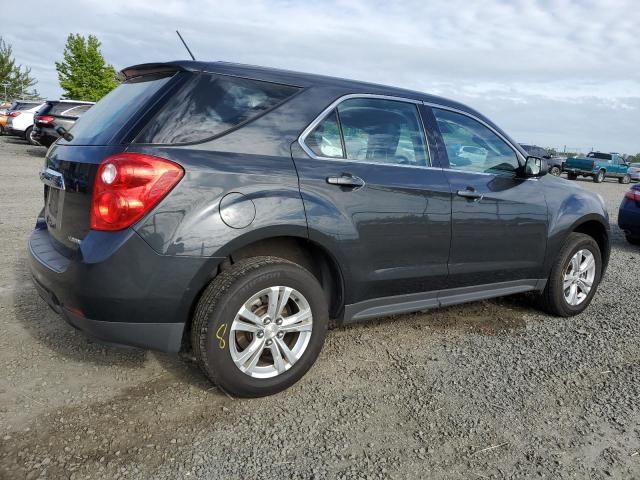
134, 73, 300, 144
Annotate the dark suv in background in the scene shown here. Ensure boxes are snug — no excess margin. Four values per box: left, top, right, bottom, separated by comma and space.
33, 100, 94, 147
29, 61, 610, 397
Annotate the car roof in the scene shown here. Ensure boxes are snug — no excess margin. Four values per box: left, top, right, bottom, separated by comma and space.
120, 60, 528, 157
121, 60, 491, 120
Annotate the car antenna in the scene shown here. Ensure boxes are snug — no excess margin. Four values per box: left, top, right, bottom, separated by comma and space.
176, 30, 196, 61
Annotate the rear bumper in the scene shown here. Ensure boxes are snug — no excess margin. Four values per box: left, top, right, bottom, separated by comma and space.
28, 221, 222, 352
33, 126, 58, 146
6, 126, 25, 136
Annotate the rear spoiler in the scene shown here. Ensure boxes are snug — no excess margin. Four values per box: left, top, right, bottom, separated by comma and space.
118, 62, 195, 81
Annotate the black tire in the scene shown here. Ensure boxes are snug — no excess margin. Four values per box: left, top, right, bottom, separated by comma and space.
567, 173, 577, 180
593, 170, 605, 183
620, 174, 631, 184
549, 166, 561, 176
191, 256, 329, 397
25, 126, 38, 146
626, 234, 640, 246
538, 233, 602, 317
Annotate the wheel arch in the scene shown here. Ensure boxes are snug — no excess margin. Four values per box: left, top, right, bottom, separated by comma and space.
182, 232, 346, 350
570, 217, 610, 274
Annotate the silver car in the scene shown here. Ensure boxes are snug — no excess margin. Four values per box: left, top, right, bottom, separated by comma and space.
627, 163, 640, 181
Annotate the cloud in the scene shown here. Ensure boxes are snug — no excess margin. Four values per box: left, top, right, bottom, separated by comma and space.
4, 0, 640, 153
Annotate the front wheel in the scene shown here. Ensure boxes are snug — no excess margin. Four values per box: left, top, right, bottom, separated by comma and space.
620, 174, 631, 184
538, 233, 602, 317
549, 166, 561, 176
191, 256, 328, 397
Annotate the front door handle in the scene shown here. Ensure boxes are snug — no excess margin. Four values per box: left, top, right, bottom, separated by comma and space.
326, 174, 365, 188
456, 188, 483, 201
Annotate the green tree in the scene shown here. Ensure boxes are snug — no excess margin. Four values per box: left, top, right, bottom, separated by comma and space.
55, 34, 118, 101
0, 37, 39, 101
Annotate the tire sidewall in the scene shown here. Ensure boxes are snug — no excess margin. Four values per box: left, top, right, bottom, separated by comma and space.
550, 235, 602, 316
550, 166, 561, 176
204, 264, 328, 396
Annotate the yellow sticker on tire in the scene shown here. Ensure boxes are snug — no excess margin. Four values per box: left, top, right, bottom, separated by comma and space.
215, 323, 228, 349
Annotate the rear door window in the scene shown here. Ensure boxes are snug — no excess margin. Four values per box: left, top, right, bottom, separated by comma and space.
338, 98, 428, 167
135, 73, 300, 144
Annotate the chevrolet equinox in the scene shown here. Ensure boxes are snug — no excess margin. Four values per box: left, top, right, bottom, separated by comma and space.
29, 61, 610, 397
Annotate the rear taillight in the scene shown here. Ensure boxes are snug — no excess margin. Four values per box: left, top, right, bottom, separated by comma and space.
36, 115, 55, 124
8, 111, 21, 117
625, 188, 640, 203
90, 153, 184, 231
591, 160, 596, 169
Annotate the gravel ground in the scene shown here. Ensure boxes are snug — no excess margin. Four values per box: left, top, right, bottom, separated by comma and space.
0, 134, 638, 479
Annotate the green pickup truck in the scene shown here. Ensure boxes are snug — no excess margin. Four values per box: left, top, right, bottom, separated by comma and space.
564, 152, 631, 184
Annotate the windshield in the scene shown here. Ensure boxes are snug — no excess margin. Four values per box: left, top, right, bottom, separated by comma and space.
63, 72, 174, 145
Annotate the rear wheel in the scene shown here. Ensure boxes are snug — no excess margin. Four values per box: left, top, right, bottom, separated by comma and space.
538, 233, 602, 317
594, 170, 605, 183
626, 234, 640, 246
25, 126, 39, 146
191, 256, 329, 397
620, 174, 631, 184
549, 166, 561, 176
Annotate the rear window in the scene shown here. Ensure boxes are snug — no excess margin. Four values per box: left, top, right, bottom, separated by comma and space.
64, 72, 174, 145
44, 102, 92, 116
135, 73, 300, 144
10, 101, 40, 111
587, 152, 612, 160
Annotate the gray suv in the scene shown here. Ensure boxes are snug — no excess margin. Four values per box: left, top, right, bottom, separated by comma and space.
29, 61, 610, 397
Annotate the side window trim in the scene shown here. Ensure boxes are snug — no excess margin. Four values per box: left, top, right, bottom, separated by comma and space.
299, 93, 434, 169
422, 102, 526, 171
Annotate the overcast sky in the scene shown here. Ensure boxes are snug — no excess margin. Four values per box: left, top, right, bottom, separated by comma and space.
4, 0, 640, 153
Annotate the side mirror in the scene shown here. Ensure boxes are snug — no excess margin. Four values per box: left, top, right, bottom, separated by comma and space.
524, 156, 548, 177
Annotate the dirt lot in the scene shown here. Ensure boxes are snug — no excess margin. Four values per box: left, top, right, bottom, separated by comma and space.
0, 134, 638, 479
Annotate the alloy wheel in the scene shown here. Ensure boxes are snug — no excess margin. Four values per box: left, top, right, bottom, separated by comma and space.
229, 286, 313, 379
563, 249, 596, 306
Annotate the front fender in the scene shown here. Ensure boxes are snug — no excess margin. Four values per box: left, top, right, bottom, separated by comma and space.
542, 177, 610, 276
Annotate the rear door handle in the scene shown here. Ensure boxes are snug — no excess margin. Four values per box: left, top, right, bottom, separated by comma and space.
456, 188, 483, 201
326, 174, 365, 188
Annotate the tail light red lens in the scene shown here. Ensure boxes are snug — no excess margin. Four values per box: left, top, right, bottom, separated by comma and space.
8, 111, 21, 117
625, 188, 640, 203
36, 115, 55, 124
90, 153, 184, 231
591, 161, 596, 169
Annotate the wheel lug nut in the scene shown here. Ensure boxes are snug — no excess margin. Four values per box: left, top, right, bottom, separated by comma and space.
256, 331, 264, 338
263, 318, 271, 325
277, 332, 284, 338
276, 318, 283, 325
266, 340, 272, 346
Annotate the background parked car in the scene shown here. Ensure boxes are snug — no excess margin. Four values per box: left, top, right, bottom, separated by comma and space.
33, 100, 94, 147
5, 100, 45, 145
564, 152, 630, 184
626, 162, 640, 182
519, 144, 564, 176
618, 184, 640, 245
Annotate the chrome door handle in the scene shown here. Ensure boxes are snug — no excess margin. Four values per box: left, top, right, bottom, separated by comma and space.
326, 174, 365, 188
456, 188, 483, 201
